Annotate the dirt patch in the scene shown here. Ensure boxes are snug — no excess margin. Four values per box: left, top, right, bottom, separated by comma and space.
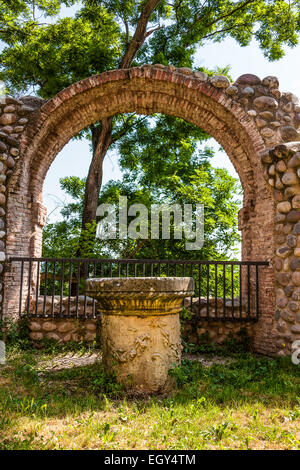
183, 353, 234, 367
37, 351, 102, 372
36, 351, 233, 373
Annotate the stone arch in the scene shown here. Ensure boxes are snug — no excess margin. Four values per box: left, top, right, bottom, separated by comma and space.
0, 65, 299, 355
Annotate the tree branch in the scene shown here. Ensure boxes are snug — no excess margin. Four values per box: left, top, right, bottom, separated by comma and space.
145, 24, 164, 38
183, 0, 256, 36
187, 22, 251, 45
111, 115, 148, 145
120, 0, 162, 69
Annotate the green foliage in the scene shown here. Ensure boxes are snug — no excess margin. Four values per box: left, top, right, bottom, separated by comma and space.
42, 116, 242, 261
89, 367, 124, 396
170, 354, 300, 406
1, 4, 121, 97
2, 0, 299, 262
1, 347, 300, 449
0, 316, 31, 349
1, 1, 300, 130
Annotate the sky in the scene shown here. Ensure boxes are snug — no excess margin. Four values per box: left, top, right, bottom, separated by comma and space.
43, 34, 300, 222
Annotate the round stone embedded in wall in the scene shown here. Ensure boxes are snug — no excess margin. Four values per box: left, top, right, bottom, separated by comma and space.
292, 195, 300, 209
288, 153, 300, 168
287, 211, 300, 223
276, 246, 292, 258
276, 161, 286, 173
225, 85, 238, 96
260, 127, 275, 138
281, 126, 299, 142
235, 74, 261, 85
0, 114, 17, 125
6, 156, 15, 168
290, 257, 300, 271
259, 111, 274, 120
262, 76, 279, 89
276, 273, 291, 286
210, 75, 230, 88
242, 87, 254, 97
29, 322, 42, 332
282, 171, 298, 186
253, 96, 278, 110
42, 321, 57, 332
30, 332, 43, 341
277, 201, 291, 213
194, 71, 207, 81
292, 272, 300, 286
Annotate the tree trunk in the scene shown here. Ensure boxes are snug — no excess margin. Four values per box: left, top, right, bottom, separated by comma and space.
81, 118, 113, 232
75, 118, 112, 260
77, 0, 161, 258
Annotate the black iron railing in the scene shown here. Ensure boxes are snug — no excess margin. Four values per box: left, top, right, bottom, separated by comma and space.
9, 257, 269, 321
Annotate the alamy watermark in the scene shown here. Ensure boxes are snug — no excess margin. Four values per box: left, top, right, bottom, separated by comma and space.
96, 196, 204, 250
291, 340, 300, 365
0, 81, 6, 104
0, 340, 5, 365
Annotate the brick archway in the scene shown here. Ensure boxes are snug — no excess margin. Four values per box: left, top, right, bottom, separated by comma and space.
1, 65, 300, 355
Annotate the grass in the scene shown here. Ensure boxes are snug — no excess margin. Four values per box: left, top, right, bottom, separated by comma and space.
0, 341, 300, 450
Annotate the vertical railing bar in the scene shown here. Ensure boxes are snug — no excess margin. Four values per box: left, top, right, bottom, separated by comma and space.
27, 260, 32, 314
256, 265, 259, 320
109, 261, 112, 277
206, 264, 209, 319
59, 260, 64, 317
35, 261, 40, 317
51, 261, 56, 317
215, 264, 218, 319
93, 261, 97, 317
126, 262, 129, 277
19, 260, 24, 317
198, 263, 201, 319
83, 261, 88, 319
231, 264, 234, 319
43, 261, 48, 317
190, 263, 193, 309
68, 261, 72, 316
76, 260, 80, 318
239, 264, 242, 319
247, 264, 251, 318
142, 263, 145, 276
223, 264, 226, 319
118, 261, 121, 277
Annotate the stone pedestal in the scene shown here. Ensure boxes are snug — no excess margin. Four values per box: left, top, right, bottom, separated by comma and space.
86, 277, 194, 394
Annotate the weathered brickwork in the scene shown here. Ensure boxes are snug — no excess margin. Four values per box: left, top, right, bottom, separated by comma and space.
0, 65, 299, 355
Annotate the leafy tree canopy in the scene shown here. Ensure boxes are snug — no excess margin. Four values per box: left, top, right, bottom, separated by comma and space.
1, 0, 300, 97
1, 0, 299, 260
43, 116, 242, 260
